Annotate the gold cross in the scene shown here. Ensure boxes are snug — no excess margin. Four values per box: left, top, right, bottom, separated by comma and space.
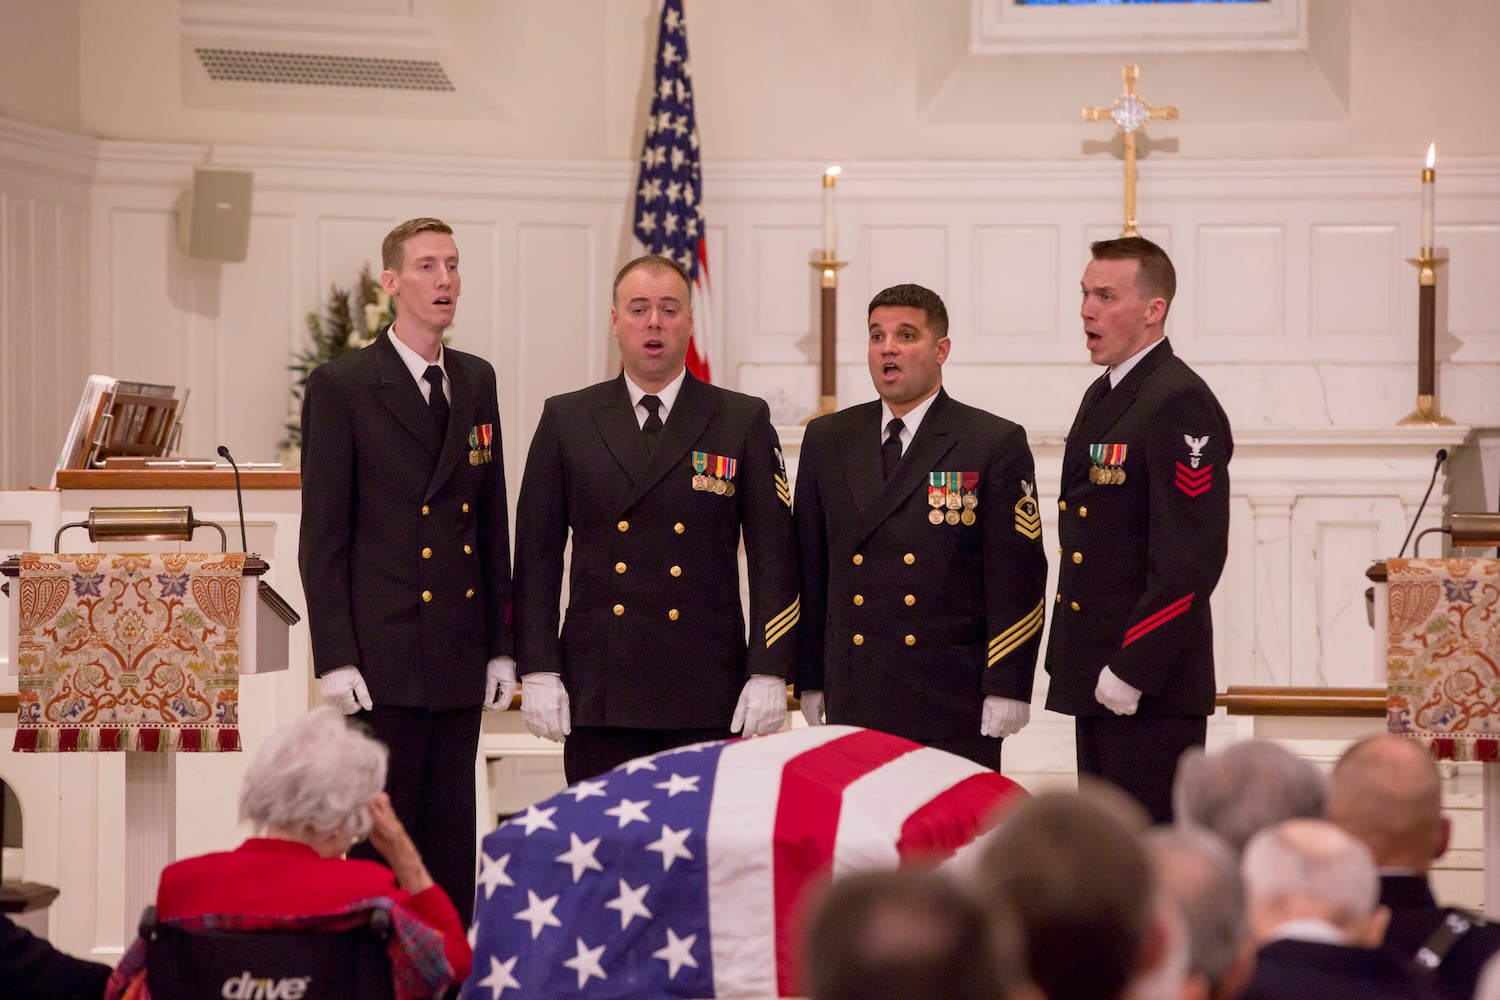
1083, 66, 1178, 237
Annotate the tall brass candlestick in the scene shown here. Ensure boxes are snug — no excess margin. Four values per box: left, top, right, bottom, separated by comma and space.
1397, 249, 1453, 426
811, 252, 847, 417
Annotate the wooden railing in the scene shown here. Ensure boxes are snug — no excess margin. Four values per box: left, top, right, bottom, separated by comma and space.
1216, 686, 1385, 718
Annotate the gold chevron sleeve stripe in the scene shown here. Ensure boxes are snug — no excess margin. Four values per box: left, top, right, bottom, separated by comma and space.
987, 601, 1045, 667
1014, 514, 1042, 539
775, 475, 792, 508
765, 597, 801, 647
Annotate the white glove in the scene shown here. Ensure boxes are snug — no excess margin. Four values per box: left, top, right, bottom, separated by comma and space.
799, 690, 827, 727
484, 656, 518, 711
731, 674, 788, 736
1095, 665, 1142, 716
321, 665, 372, 715
521, 672, 571, 742
979, 695, 1030, 738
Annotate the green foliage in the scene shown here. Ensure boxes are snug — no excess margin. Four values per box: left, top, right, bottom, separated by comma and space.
280, 263, 392, 449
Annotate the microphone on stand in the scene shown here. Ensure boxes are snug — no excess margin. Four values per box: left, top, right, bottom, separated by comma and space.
216, 445, 250, 553
1397, 448, 1448, 559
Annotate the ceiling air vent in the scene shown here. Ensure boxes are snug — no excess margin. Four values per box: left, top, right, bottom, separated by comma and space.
194, 47, 455, 92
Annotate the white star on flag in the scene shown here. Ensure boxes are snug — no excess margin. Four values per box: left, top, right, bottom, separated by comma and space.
477, 851, 514, 899
646, 824, 694, 871
653, 928, 700, 980
564, 779, 609, 803
556, 832, 604, 882
563, 937, 609, 989
654, 772, 700, 797
476, 954, 520, 998
510, 803, 558, 836
603, 797, 652, 828
623, 756, 659, 774
603, 878, 653, 929
513, 889, 562, 940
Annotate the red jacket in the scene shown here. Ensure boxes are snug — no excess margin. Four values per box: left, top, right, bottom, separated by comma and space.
155, 838, 471, 984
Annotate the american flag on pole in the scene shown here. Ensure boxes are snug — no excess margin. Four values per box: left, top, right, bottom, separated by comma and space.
633, 0, 712, 383
461, 726, 1025, 999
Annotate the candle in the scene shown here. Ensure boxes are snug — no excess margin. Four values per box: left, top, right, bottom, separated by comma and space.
822, 166, 841, 256
1421, 143, 1436, 251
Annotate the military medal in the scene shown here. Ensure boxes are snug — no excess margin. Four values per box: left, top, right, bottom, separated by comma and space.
1089, 444, 1127, 485
960, 508, 976, 525
945, 473, 963, 510
962, 472, 979, 511
945, 509, 960, 525
713, 454, 737, 496
928, 474, 948, 522
692, 452, 709, 491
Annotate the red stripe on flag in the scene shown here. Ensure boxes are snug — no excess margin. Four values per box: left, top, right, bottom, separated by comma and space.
1123, 593, 1195, 647
687, 236, 713, 382
772, 729, 917, 996
896, 773, 1026, 864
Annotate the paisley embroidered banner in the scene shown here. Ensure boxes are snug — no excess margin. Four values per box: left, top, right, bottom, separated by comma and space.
1386, 557, 1500, 761
13, 551, 245, 752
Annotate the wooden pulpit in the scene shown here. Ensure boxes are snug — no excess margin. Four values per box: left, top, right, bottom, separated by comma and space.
1, 497, 299, 936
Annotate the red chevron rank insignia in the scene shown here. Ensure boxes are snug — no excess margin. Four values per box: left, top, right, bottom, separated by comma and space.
1175, 461, 1213, 497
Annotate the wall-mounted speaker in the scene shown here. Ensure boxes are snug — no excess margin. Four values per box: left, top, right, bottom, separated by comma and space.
174, 168, 254, 263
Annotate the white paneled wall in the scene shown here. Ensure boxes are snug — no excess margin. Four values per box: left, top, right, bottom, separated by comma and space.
3, 117, 1499, 492
0, 122, 92, 492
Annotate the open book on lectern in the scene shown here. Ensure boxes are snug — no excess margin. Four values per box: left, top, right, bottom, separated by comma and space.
52, 375, 187, 485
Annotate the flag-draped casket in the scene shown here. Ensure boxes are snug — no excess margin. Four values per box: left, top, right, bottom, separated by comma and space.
463, 725, 1025, 999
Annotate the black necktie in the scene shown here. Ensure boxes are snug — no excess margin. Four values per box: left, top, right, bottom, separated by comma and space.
882, 418, 905, 480
1080, 373, 1112, 419
424, 365, 449, 437
640, 394, 663, 453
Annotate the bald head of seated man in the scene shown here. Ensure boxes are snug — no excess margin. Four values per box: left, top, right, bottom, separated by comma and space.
1331, 735, 1500, 999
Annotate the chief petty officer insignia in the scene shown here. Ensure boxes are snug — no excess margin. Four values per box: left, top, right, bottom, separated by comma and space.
467, 423, 493, 465
1014, 480, 1041, 539
1088, 443, 1127, 485
1175, 434, 1214, 497
691, 451, 738, 496
927, 471, 979, 526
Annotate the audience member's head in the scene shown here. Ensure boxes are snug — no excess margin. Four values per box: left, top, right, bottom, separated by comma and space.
978, 789, 1158, 1000
1174, 740, 1327, 854
1144, 826, 1254, 1000
1241, 819, 1386, 948
1329, 735, 1447, 872
239, 706, 388, 857
802, 868, 1014, 1000
1127, 897, 1191, 1000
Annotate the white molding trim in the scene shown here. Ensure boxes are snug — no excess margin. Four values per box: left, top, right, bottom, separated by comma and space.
974, 0, 1307, 55
180, 0, 442, 49
0, 118, 98, 180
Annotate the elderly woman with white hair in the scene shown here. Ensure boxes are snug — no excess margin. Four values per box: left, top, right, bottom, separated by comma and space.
148, 707, 471, 985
